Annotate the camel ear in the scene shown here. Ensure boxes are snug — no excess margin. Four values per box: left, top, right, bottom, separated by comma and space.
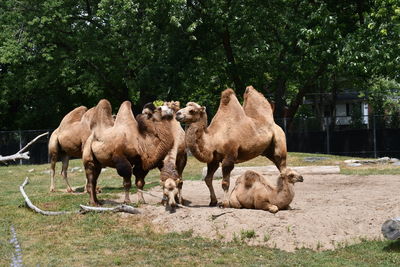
201, 106, 206, 112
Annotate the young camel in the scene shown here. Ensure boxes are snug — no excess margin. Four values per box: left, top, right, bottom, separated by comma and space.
82, 99, 177, 206
176, 87, 301, 207
142, 101, 187, 204
228, 169, 303, 213
48, 106, 96, 192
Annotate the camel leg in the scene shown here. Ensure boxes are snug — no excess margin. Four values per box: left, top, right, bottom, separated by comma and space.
176, 152, 187, 204
84, 160, 101, 206
49, 154, 57, 192
227, 190, 241, 209
204, 161, 219, 206
115, 157, 134, 204
221, 158, 234, 207
61, 154, 74, 193
132, 165, 149, 204
258, 200, 279, 213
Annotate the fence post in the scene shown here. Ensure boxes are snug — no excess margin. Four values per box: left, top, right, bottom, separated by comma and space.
326, 117, 330, 154
19, 130, 22, 165
373, 115, 377, 158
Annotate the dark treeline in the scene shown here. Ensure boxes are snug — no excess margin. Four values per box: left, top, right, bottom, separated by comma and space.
0, 0, 399, 130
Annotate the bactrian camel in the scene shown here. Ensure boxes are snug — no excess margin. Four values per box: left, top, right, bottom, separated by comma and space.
142, 101, 187, 204
176, 86, 301, 206
82, 99, 177, 206
48, 106, 96, 192
228, 169, 303, 213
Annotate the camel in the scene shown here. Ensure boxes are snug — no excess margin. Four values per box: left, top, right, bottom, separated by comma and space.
48, 106, 96, 192
228, 169, 303, 213
176, 86, 301, 206
82, 99, 177, 206
142, 101, 187, 204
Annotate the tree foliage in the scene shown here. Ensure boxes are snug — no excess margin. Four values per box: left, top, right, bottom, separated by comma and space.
0, 0, 399, 130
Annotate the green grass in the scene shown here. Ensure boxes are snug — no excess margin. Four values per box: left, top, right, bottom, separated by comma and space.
1, 152, 400, 266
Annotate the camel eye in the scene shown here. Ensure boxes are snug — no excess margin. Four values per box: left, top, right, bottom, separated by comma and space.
189, 110, 196, 115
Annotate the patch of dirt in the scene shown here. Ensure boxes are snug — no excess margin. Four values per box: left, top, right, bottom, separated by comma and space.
121, 173, 400, 251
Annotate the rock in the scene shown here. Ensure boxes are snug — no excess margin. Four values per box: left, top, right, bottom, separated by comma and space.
393, 161, 400, 166
70, 167, 81, 173
303, 157, 329, 162
346, 163, 362, 167
390, 158, 399, 163
42, 170, 51, 174
27, 168, 35, 173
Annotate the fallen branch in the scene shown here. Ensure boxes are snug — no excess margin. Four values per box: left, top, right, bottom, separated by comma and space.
19, 177, 76, 215
0, 132, 48, 163
382, 217, 400, 240
20, 177, 138, 215
79, 204, 139, 214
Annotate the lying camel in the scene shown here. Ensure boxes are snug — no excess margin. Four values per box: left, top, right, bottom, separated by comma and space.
142, 101, 187, 204
228, 169, 303, 213
176, 86, 301, 206
48, 106, 96, 192
82, 99, 177, 206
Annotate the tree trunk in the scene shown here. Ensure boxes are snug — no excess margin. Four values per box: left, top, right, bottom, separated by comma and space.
221, 26, 245, 95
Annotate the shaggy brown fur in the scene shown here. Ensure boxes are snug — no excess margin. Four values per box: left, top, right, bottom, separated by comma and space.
141, 101, 187, 206
82, 100, 175, 206
228, 169, 303, 213
48, 106, 96, 192
176, 86, 300, 207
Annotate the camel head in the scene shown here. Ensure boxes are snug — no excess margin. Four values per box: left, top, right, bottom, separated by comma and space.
160, 163, 182, 208
280, 168, 304, 184
141, 102, 174, 121
163, 101, 181, 113
175, 102, 206, 123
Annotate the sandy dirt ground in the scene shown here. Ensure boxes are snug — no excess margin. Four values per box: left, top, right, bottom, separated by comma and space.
122, 172, 400, 251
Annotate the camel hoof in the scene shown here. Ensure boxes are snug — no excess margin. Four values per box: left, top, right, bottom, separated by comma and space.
209, 201, 218, 207
89, 201, 101, 207
49, 188, 56, 193
66, 188, 75, 193
269, 206, 279, 213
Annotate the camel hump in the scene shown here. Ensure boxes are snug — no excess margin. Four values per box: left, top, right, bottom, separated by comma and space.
243, 170, 262, 188
115, 101, 135, 126
91, 99, 114, 131
220, 88, 236, 106
59, 106, 88, 128
243, 85, 273, 121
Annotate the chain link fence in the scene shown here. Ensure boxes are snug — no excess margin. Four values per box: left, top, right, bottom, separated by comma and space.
1, 114, 399, 165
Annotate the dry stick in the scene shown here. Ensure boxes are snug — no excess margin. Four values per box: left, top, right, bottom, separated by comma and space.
137, 189, 190, 209
0, 132, 49, 163
20, 177, 138, 215
79, 204, 139, 214
19, 177, 76, 215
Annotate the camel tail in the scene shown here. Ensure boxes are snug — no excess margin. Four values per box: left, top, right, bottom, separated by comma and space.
48, 128, 60, 158
91, 99, 114, 131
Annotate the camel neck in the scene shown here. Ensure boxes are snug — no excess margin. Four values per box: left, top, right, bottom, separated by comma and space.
185, 114, 212, 162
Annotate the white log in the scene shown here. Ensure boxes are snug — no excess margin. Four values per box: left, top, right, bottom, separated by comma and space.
19, 177, 75, 215
20, 177, 139, 215
0, 132, 49, 163
79, 204, 139, 214
382, 217, 400, 240
0, 152, 30, 162
202, 165, 340, 179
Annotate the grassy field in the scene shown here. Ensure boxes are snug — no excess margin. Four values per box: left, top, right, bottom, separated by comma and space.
1, 153, 400, 266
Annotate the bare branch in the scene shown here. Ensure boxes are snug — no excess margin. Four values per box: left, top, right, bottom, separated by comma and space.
19, 177, 139, 215
0, 132, 48, 163
79, 204, 139, 214
18, 132, 48, 154
19, 177, 76, 216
